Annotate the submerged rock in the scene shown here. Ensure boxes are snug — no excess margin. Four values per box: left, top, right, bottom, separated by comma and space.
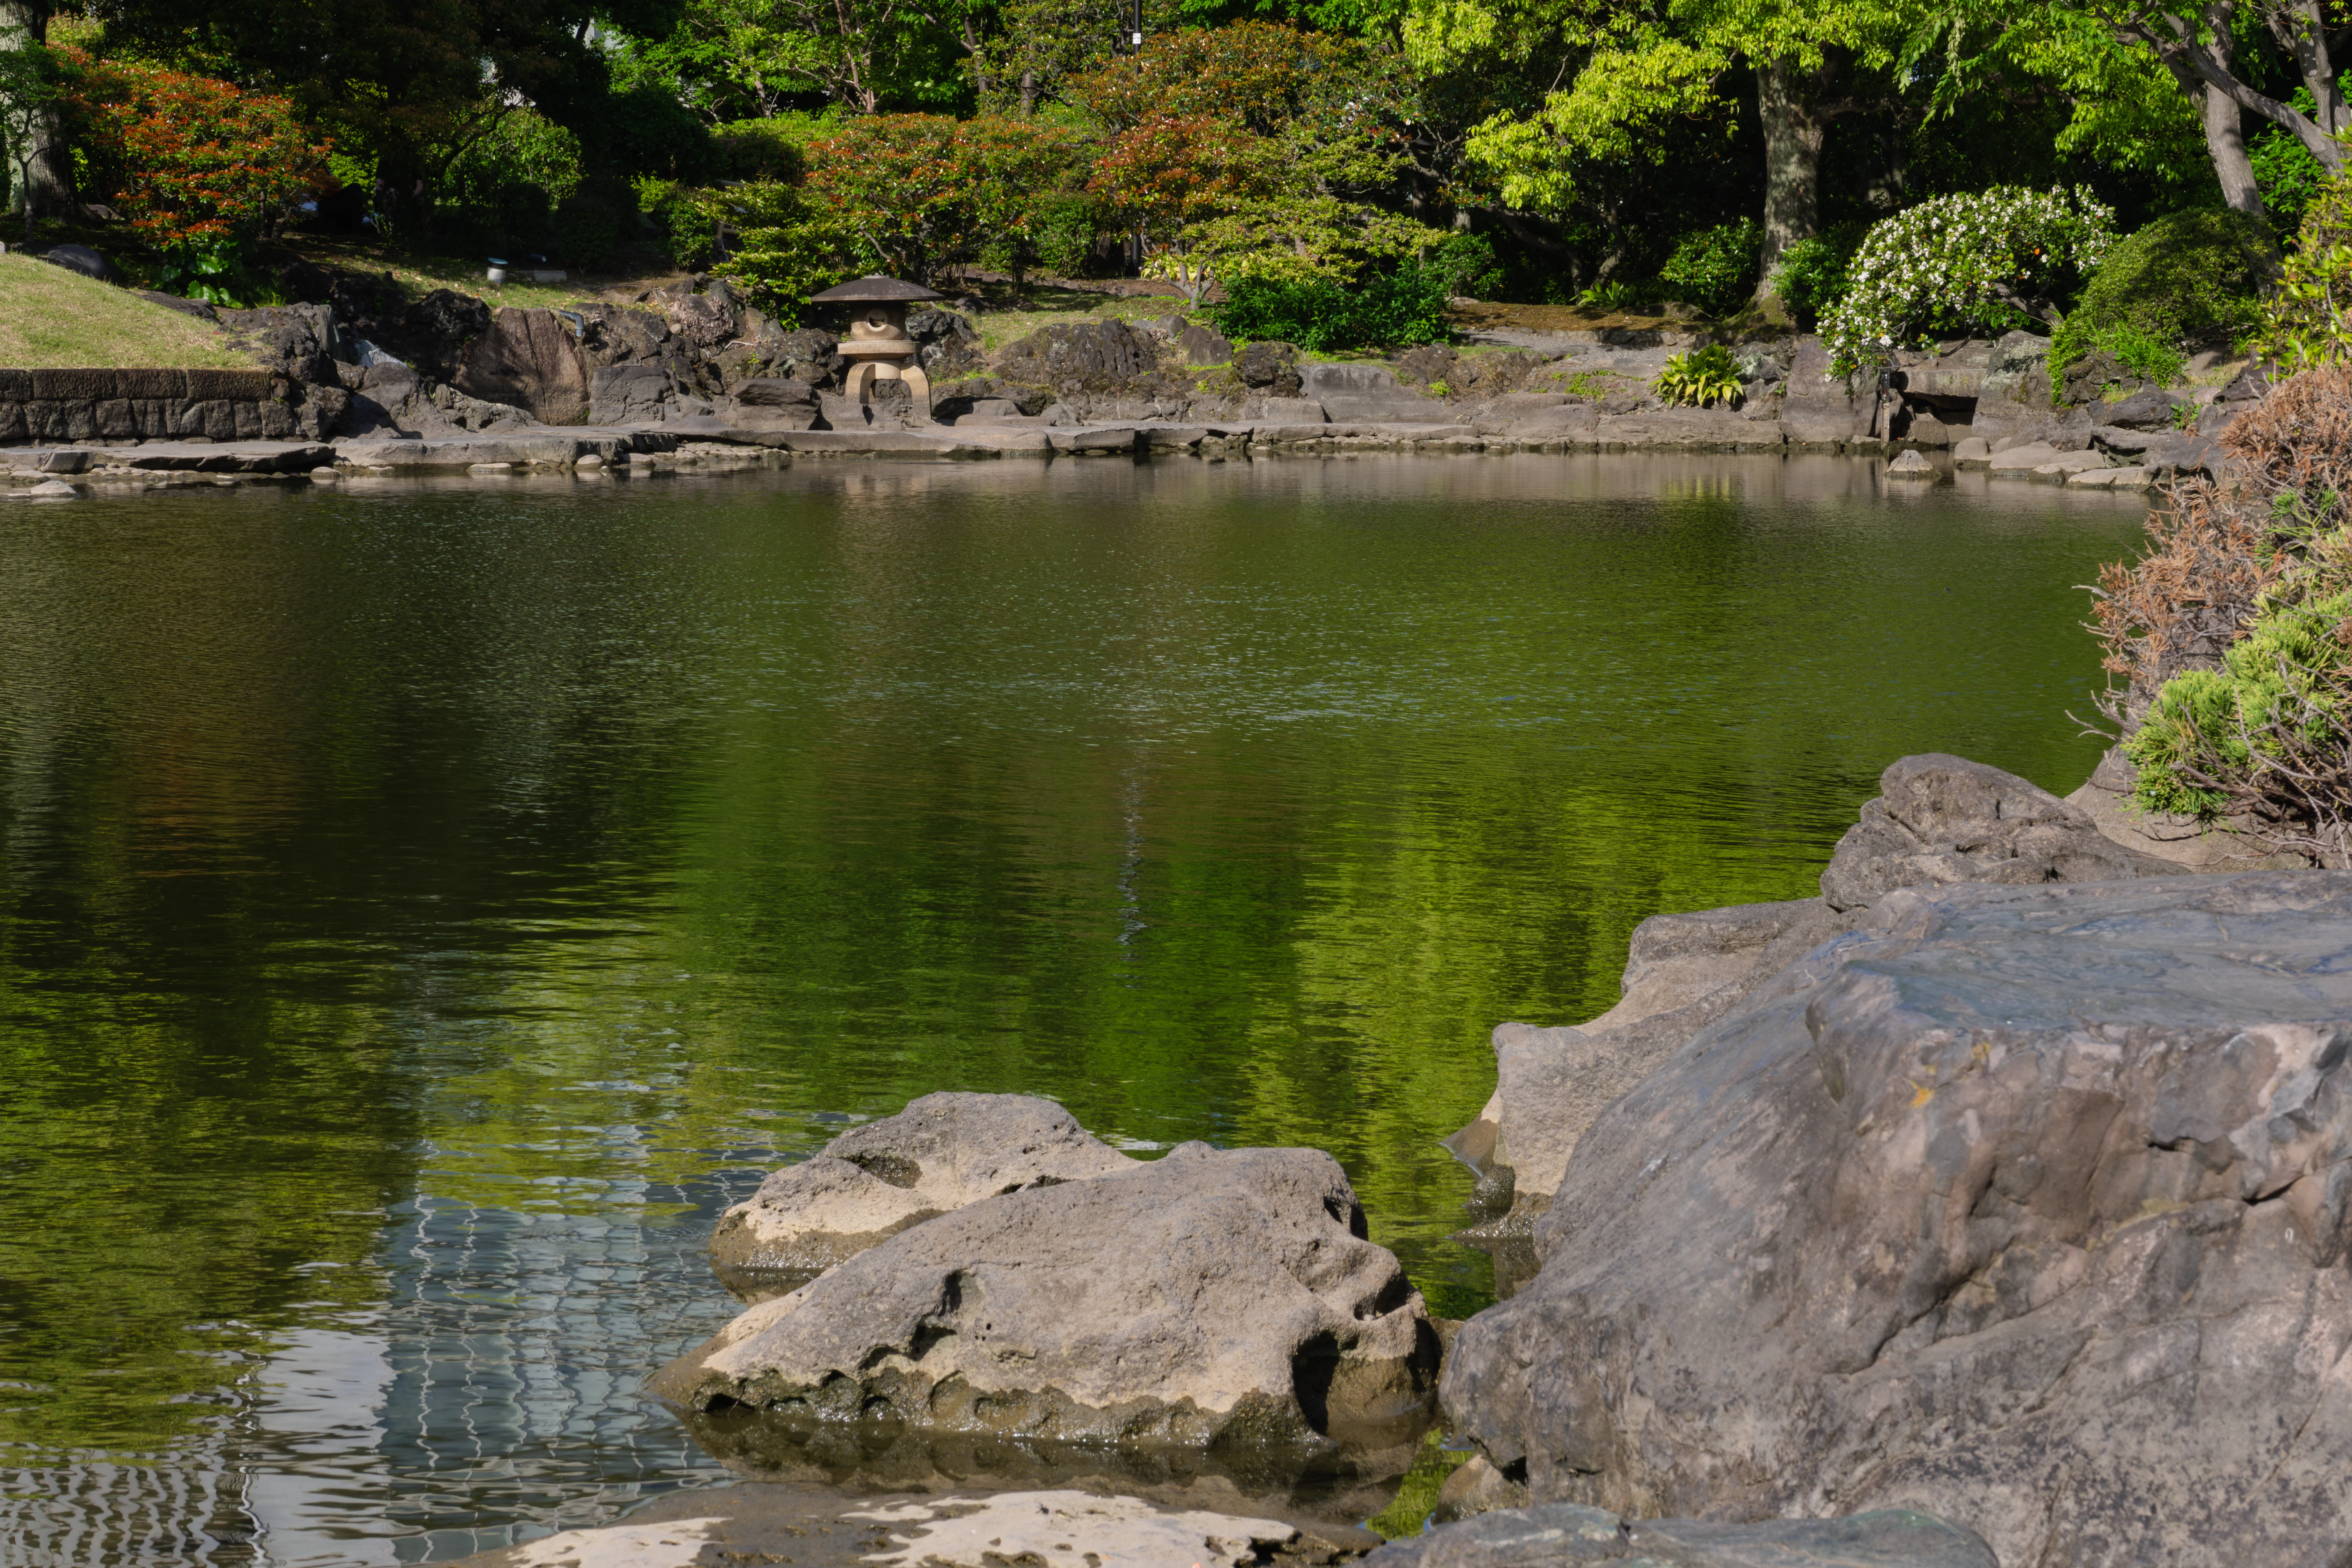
1443, 871, 2352, 1568
660, 1141, 1440, 1448
1362, 1503, 1997, 1568
710, 1092, 1135, 1292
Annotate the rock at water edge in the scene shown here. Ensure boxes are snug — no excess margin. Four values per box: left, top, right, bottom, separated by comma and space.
708, 1091, 1137, 1289
1441, 871, 2352, 1568
659, 1141, 1439, 1448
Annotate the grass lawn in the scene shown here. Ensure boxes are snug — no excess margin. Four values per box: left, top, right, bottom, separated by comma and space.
0, 252, 251, 369
285, 237, 609, 312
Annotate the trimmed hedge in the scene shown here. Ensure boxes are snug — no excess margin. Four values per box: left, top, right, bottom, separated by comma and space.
2051, 208, 2276, 382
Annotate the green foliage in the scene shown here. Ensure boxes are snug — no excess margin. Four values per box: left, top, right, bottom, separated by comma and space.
713, 116, 817, 182
2126, 589, 2352, 819
1028, 193, 1110, 278
1207, 257, 1452, 350
1824, 185, 2116, 375
156, 232, 283, 308
439, 109, 585, 255
554, 191, 623, 270
1426, 231, 1503, 298
1768, 220, 1867, 325
1655, 219, 1760, 317
2251, 125, 2330, 233
1576, 278, 1644, 310
1650, 342, 1744, 406
2262, 174, 2352, 370
2067, 320, 2186, 387
2243, 80, 2349, 232
2048, 207, 2272, 387
718, 213, 859, 323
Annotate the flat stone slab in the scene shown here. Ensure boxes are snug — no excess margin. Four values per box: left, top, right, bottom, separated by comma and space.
2066, 465, 2152, 489
4, 440, 334, 474
1987, 441, 2060, 471
770, 429, 1008, 459
1049, 426, 1142, 454
439, 1479, 1380, 1568
336, 434, 650, 469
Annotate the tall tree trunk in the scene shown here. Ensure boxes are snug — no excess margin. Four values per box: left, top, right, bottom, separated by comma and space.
2159, 6, 2264, 216
1755, 58, 1829, 318
0, 0, 73, 222
2269, 0, 2350, 137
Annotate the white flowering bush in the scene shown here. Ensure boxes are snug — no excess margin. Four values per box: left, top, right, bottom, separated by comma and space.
1822, 187, 2118, 376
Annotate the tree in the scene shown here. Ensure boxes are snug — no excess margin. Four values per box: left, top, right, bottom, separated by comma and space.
1404, 0, 1928, 312
1087, 112, 1280, 302
612, 0, 986, 117
1929, 0, 2352, 219
0, 0, 72, 224
62, 48, 331, 294
1072, 24, 1439, 302
969, 0, 1181, 115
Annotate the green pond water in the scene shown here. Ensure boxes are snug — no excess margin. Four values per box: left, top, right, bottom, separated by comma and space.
0, 453, 2147, 1563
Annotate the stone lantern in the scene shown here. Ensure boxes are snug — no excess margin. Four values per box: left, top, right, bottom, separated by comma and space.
811, 275, 944, 420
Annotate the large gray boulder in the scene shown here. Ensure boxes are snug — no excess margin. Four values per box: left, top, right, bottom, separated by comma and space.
452, 307, 592, 424
1442, 871, 2352, 1568
1779, 336, 1872, 446
710, 1092, 1135, 1292
659, 1141, 1440, 1448
1452, 899, 1846, 1223
1818, 752, 2181, 911
1302, 362, 1454, 424
1362, 1503, 1997, 1568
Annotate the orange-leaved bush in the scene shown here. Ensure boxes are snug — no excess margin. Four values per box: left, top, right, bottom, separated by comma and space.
62, 48, 330, 251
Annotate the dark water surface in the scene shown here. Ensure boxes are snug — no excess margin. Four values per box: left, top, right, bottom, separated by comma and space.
0, 454, 2145, 1564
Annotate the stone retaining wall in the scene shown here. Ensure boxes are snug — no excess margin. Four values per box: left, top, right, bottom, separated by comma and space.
0, 367, 336, 443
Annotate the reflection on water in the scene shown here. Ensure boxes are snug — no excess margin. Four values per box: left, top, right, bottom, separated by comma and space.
0, 454, 2147, 1562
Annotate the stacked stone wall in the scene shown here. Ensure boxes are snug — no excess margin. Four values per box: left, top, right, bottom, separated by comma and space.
0, 368, 321, 443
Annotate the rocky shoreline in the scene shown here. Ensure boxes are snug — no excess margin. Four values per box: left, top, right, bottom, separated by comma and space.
418, 747, 2352, 1568
0, 274, 2259, 491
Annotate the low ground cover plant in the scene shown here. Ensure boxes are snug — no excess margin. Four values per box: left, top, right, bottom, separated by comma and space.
1650, 343, 1743, 406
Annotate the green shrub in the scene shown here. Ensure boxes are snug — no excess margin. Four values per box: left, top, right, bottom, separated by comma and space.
1768, 220, 1867, 326
1029, 194, 1107, 278
2261, 172, 2352, 369
440, 109, 582, 254
1207, 258, 1451, 351
1824, 186, 2116, 375
713, 116, 818, 183
1650, 343, 1743, 407
2126, 588, 2352, 819
2049, 207, 2275, 390
1655, 220, 1761, 318
1425, 232, 1503, 299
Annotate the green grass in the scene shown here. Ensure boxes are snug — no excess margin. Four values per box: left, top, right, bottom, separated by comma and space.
0, 252, 251, 369
287, 238, 597, 312
961, 281, 1192, 352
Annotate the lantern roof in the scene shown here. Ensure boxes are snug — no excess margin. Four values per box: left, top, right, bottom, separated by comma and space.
809, 275, 943, 303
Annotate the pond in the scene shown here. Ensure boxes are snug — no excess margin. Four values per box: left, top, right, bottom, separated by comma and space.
0, 453, 2147, 1564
